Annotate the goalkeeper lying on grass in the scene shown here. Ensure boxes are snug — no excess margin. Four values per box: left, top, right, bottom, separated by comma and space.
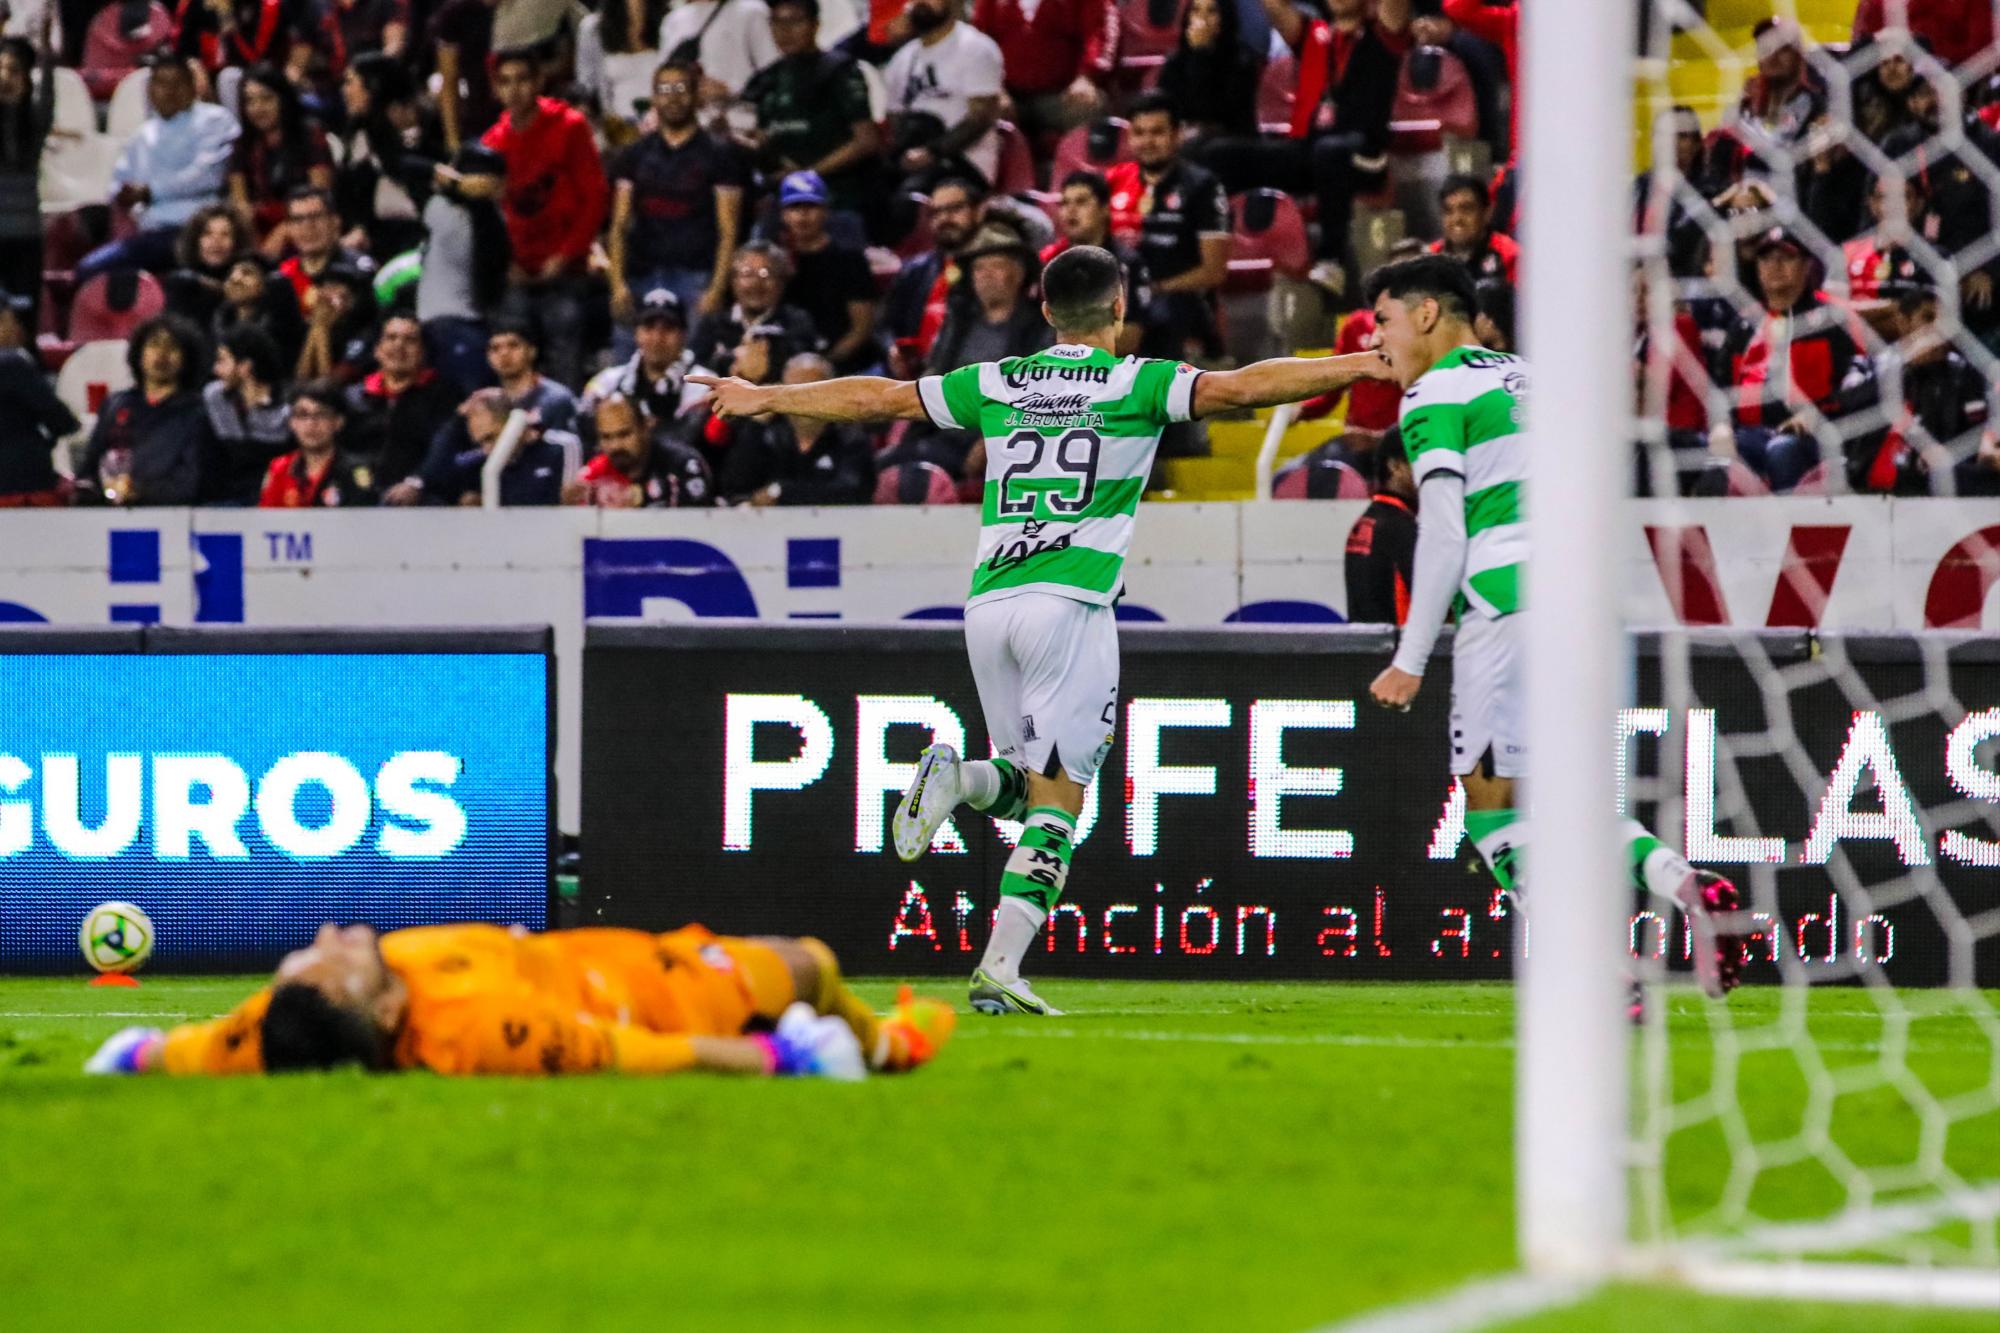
86, 923, 953, 1081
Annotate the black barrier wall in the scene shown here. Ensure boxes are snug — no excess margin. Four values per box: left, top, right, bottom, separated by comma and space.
581, 623, 2000, 985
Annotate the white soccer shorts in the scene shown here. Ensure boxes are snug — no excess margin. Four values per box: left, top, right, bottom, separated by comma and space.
964, 591, 1119, 787
1449, 612, 1526, 779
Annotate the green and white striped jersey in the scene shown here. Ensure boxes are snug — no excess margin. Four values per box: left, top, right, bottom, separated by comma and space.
1397, 344, 1528, 618
918, 344, 1201, 610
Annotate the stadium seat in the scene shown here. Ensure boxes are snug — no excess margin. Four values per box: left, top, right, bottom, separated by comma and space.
874, 461, 959, 504
81, 2, 173, 101
40, 129, 121, 214
1388, 46, 1478, 155
1256, 49, 1297, 134
990, 120, 1036, 196
104, 68, 151, 142
47, 67, 96, 138
1051, 117, 1131, 185
67, 270, 164, 343
1225, 190, 1310, 294
55, 338, 133, 423
1274, 456, 1370, 499
1117, 0, 1184, 72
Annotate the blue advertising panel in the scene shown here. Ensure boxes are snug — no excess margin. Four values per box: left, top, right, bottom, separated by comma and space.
0, 642, 550, 970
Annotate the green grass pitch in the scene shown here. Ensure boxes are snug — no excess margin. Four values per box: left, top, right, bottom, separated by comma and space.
0, 977, 1992, 1331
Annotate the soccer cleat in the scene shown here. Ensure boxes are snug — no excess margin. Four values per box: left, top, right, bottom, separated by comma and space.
969, 968, 1064, 1017
872, 985, 958, 1072
893, 743, 962, 863
1626, 979, 1647, 1026
1677, 870, 1750, 1000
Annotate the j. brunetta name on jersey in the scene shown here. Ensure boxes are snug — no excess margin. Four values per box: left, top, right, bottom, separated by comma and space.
1007, 392, 1105, 426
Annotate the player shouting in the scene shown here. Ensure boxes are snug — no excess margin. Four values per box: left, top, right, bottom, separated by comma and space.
1359, 255, 1749, 1010
695, 245, 1394, 1015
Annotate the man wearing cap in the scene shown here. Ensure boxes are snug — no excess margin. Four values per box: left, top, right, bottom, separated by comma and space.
582, 286, 715, 424
0, 284, 79, 507
776, 171, 879, 373
610, 57, 747, 355
742, 0, 881, 215
1713, 227, 1869, 492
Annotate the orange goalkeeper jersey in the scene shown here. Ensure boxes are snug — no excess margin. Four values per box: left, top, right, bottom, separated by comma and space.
158, 925, 792, 1076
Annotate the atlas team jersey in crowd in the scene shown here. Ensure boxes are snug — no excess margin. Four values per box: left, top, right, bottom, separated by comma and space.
1396, 344, 1528, 620
918, 344, 1201, 612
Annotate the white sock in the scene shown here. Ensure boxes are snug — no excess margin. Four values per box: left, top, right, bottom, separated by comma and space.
1641, 845, 1695, 899
979, 896, 1047, 983
958, 759, 1002, 808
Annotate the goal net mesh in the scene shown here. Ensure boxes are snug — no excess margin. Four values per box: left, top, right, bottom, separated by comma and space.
1625, 0, 1999, 1291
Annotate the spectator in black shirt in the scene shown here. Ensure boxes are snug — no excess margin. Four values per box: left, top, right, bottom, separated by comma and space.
166, 204, 254, 327
1343, 426, 1416, 625
432, 0, 502, 151
776, 171, 878, 373
1127, 92, 1230, 359
198, 323, 291, 503
1259, 0, 1411, 291
1042, 169, 1149, 355
213, 253, 307, 364
1158, 0, 1263, 141
563, 392, 715, 507
742, 0, 882, 217
76, 314, 210, 506
687, 240, 821, 378
0, 286, 79, 506
343, 312, 459, 488
718, 352, 875, 505
1831, 287, 1994, 495
414, 385, 566, 505
608, 58, 746, 357
174, 0, 306, 76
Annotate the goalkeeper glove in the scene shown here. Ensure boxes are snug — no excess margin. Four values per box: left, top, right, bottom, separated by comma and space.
760, 1002, 866, 1081
85, 1027, 164, 1075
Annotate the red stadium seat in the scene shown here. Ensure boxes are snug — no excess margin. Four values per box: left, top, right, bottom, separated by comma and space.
875, 461, 961, 505
1273, 466, 1310, 498
1388, 46, 1478, 155
1051, 117, 1131, 186
66, 270, 165, 344
1225, 190, 1310, 293
41, 206, 100, 284
991, 121, 1037, 196
1118, 0, 1184, 70
1273, 457, 1369, 499
1257, 49, 1297, 134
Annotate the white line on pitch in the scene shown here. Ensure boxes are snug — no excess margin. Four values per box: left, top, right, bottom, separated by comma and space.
1303, 1273, 1595, 1332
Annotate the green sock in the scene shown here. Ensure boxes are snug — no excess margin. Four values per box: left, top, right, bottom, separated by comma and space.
996, 806, 1075, 914
1465, 808, 1524, 892
1620, 818, 1692, 898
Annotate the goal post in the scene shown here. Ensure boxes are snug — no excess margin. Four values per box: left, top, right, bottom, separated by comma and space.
1518, 0, 1637, 1281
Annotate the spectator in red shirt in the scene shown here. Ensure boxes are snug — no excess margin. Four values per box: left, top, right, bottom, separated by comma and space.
971, 0, 1118, 141
229, 64, 335, 249
1852, 0, 1992, 69
260, 378, 378, 506
1428, 173, 1518, 283
483, 48, 608, 390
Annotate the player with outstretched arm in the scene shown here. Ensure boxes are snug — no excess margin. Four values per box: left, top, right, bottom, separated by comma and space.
694, 245, 1395, 1016
1358, 254, 1750, 1014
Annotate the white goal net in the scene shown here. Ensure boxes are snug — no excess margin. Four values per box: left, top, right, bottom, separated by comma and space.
1523, 0, 1999, 1311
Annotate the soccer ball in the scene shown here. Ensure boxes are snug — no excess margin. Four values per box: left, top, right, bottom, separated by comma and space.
79, 902, 154, 974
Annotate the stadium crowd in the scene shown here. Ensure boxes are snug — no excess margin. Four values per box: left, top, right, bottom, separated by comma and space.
0, 0, 1990, 513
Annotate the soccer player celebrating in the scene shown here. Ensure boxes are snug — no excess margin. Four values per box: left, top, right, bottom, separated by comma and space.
1359, 255, 1749, 1011
695, 245, 1393, 1015
86, 922, 952, 1078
